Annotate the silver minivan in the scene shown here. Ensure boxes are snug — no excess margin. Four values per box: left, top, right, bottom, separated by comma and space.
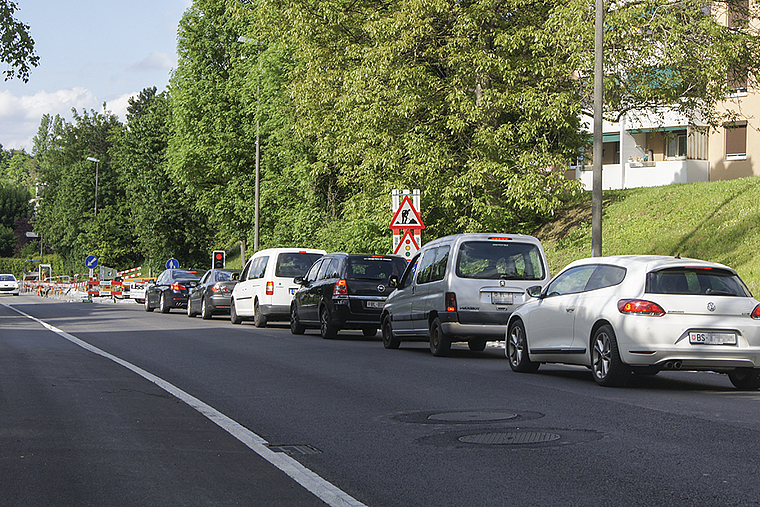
381, 233, 550, 356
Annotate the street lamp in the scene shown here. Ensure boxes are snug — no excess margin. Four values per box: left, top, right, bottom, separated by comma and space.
86, 157, 100, 217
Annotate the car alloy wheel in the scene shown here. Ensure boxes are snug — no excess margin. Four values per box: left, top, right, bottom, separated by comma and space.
159, 293, 171, 314
506, 320, 539, 372
320, 306, 337, 339
144, 294, 154, 312
187, 299, 195, 317
290, 304, 305, 335
253, 301, 267, 328
591, 325, 630, 387
230, 300, 242, 324
201, 297, 212, 320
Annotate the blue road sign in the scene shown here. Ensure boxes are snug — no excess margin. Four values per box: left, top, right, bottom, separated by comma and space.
166, 258, 179, 270
85, 255, 98, 269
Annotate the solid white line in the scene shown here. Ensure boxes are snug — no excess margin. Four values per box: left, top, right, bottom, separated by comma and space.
5, 304, 368, 507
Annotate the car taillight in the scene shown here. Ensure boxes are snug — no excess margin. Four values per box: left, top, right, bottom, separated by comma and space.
212, 284, 230, 293
170, 282, 186, 291
445, 292, 457, 312
333, 279, 348, 297
266, 281, 274, 295
618, 299, 665, 316
751, 304, 760, 319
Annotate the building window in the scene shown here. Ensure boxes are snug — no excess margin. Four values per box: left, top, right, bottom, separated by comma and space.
665, 131, 687, 160
725, 121, 747, 160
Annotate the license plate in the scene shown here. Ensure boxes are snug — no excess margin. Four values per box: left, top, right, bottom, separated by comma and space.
366, 300, 384, 309
688, 332, 737, 345
492, 292, 513, 305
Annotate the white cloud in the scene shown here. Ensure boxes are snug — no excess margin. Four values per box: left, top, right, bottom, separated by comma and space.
0, 88, 100, 150
129, 52, 176, 73
105, 92, 139, 123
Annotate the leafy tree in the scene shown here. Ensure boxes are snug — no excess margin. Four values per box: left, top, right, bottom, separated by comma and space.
0, 182, 31, 256
1, 149, 38, 188
0, 0, 38, 82
111, 87, 214, 273
33, 108, 138, 273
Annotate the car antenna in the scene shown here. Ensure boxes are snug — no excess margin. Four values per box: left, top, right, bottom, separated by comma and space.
675, 253, 681, 259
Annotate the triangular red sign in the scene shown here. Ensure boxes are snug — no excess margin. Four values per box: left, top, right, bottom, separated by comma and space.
393, 229, 421, 256
389, 195, 424, 230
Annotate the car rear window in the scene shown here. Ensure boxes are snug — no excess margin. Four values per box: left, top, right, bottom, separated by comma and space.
173, 271, 200, 281
456, 241, 545, 280
347, 256, 407, 281
0, 274, 15, 281
646, 267, 750, 297
275, 252, 323, 278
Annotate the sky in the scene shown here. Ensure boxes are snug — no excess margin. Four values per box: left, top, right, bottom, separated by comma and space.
0, 0, 193, 151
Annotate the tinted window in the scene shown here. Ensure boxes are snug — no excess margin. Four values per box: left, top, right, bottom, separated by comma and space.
456, 241, 545, 280
215, 271, 234, 282
276, 252, 324, 278
545, 265, 597, 297
317, 258, 337, 280
430, 246, 449, 282
305, 259, 323, 282
347, 256, 407, 282
0, 274, 15, 281
646, 267, 750, 296
416, 248, 438, 285
584, 265, 626, 291
399, 255, 419, 289
171, 270, 200, 282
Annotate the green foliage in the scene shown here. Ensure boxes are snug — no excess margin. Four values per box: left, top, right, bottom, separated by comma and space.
0, 0, 38, 82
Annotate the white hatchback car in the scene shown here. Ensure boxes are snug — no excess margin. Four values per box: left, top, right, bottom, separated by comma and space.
507, 255, 760, 389
0, 274, 20, 296
230, 248, 325, 327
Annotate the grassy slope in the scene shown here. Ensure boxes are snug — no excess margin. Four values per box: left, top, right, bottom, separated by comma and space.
532, 176, 760, 295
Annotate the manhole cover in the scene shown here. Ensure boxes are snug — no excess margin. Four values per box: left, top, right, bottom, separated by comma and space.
458, 432, 561, 445
428, 411, 518, 422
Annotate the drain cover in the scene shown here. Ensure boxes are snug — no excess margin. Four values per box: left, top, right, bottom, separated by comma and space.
458, 432, 561, 445
428, 411, 518, 422
266, 444, 322, 455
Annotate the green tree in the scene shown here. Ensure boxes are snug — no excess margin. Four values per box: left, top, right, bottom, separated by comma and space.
0, 1, 38, 82
0, 182, 31, 256
33, 108, 138, 273
111, 87, 213, 273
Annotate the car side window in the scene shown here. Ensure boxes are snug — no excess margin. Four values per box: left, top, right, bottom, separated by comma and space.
326, 258, 342, 279
584, 265, 626, 292
430, 246, 450, 282
399, 255, 420, 289
305, 259, 323, 283
200, 271, 210, 284
416, 248, 438, 285
317, 258, 337, 280
545, 265, 598, 297
240, 260, 252, 281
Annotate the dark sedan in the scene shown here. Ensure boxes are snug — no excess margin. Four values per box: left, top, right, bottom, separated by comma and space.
187, 269, 239, 319
144, 269, 201, 313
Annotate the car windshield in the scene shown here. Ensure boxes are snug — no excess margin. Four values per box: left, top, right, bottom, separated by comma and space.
456, 241, 545, 280
275, 253, 323, 278
347, 256, 407, 281
646, 267, 751, 297
0, 274, 16, 281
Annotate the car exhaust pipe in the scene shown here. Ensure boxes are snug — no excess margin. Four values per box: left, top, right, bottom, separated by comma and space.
673, 360, 682, 369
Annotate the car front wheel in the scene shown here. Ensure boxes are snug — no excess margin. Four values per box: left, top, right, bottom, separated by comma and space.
591, 324, 630, 387
382, 316, 400, 349
507, 320, 539, 372
187, 299, 195, 317
290, 304, 305, 335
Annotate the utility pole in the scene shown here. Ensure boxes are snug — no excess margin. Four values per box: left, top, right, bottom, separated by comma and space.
592, 0, 604, 257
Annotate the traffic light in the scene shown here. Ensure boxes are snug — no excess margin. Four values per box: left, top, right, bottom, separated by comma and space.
212, 250, 225, 269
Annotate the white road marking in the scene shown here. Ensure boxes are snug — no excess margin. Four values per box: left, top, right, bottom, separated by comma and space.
6, 304, 368, 507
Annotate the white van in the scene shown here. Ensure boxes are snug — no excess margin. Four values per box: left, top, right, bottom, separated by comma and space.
381, 233, 550, 356
231, 248, 325, 327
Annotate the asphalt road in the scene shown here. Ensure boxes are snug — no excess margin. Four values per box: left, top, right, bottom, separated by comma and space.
3, 294, 760, 506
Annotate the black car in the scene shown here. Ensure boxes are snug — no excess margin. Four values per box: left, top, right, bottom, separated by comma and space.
144, 269, 202, 313
290, 253, 408, 338
187, 269, 239, 319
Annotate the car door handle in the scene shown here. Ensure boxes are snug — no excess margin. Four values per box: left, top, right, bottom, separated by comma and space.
566, 307, 575, 313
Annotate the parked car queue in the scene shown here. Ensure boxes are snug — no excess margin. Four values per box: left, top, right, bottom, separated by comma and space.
140, 233, 760, 391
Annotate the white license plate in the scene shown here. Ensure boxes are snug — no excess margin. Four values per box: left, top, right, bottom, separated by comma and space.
492, 292, 513, 305
688, 332, 737, 345
366, 300, 384, 309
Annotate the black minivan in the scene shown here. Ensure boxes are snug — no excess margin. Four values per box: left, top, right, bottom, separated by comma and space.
290, 253, 408, 338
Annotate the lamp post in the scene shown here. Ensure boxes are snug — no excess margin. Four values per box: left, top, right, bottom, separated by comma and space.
86, 157, 100, 218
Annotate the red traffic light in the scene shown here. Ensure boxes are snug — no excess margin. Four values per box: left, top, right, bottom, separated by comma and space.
212, 250, 226, 268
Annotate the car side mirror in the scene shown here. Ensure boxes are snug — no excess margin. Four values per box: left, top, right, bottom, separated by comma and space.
389, 275, 399, 288
526, 285, 543, 298
294, 276, 305, 285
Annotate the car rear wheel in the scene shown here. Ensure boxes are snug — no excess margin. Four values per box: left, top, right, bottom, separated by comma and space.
144, 295, 154, 312
507, 320, 539, 372
429, 317, 451, 357
201, 297, 212, 320
591, 324, 630, 387
381, 316, 400, 349
728, 368, 760, 390
253, 301, 267, 328
290, 304, 305, 335
320, 306, 337, 339
187, 299, 195, 317
230, 300, 242, 324
159, 293, 171, 314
